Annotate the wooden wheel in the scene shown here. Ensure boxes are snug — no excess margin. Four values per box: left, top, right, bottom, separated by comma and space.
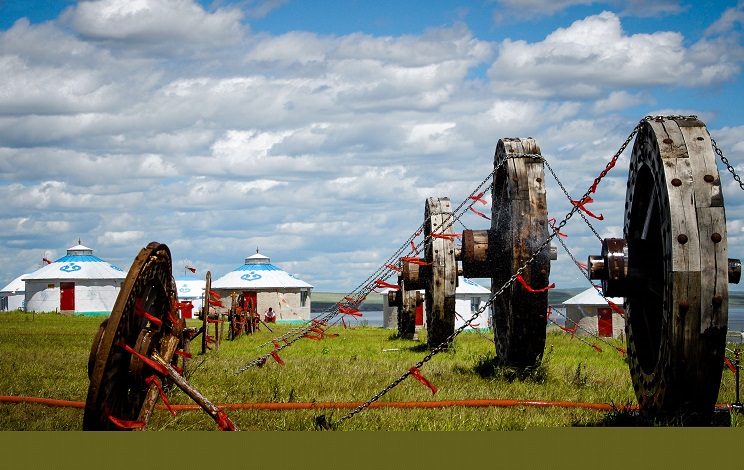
423, 197, 458, 349
591, 117, 734, 423
490, 138, 550, 369
83, 242, 180, 430
388, 273, 420, 340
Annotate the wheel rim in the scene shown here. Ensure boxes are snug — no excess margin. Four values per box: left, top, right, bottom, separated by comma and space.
491, 138, 550, 369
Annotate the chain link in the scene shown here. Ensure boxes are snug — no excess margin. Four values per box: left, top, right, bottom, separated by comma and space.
712, 137, 744, 191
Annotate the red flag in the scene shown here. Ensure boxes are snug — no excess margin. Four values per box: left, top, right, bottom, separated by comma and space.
185, 266, 196, 273
409, 367, 437, 394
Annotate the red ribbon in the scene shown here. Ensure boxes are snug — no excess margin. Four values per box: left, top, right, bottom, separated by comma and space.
617, 347, 627, 356
215, 409, 237, 431
725, 357, 736, 374
134, 298, 163, 327
559, 323, 579, 339
174, 350, 192, 359
105, 408, 147, 430
571, 196, 604, 220
469, 207, 490, 220
607, 300, 625, 317
303, 334, 323, 341
401, 257, 433, 266
592, 344, 603, 353
590, 159, 619, 194
385, 264, 403, 273
410, 240, 419, 254
270, 350, 284, 365
118, 340, 168, 376
272, 340, 280, 349
469, 192, 488, 205
431, 233, 461, 240
515, 274, 555, 293
409, 367, 437, 395
548, 218, 568, 238
545, 306, 552, 323
210, 291, 222, 299
375, 279, 400, 290
146, 376, 176, 417
208, 299, 223, 308
338, 306, 362, 317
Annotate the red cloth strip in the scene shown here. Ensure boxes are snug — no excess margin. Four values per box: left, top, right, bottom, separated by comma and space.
571, 196, 604, 220
174, 350, 192, 359
210, 291, 222, 299
590, 159, 619, 194
616, 347, 627, 356
303, 334, 323, 341
545, 306, 552, 323
515, 274, 555, 293
411, 240, 419, 254
559, 323, 579, 339
206, 335, 216, 344
724, 357, 736, 374
208, 299, 223, 308
469, 206, 490, 220
401, 257, 434, 266
270, 350, 284, 365
607, 300, 625, 316
215, 409, 237, 431
338, 306, 362, 317
118, 340, 168, 376
375, 279, 400, 290
134, 298, 163, 327
548, 218, 568, 238
468, 192, 488, 205
409, 367, 437, 395
207, 318, 223, 324
272, 340, 280, 349
385, 263, 403, 273
592, 344, 603, 353
107, 413, 147, 430
146, 376, 176, 417
431, 233, 461, 240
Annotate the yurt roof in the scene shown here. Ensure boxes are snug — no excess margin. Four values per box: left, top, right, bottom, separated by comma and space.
562, 287, 623, 306
0, 273, 30, 294
24, 244, 126, 281
211, 252, 313, 290
457, 277, 491, 295
175, 275, 206, 299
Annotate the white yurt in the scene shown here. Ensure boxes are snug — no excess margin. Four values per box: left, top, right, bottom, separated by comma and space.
382, 277, 492, 331
211, 251, 313, 324
174, 275, 205, 319
1, 273, 29, 311
562, 287, 625, 339
24, 243, 126, 316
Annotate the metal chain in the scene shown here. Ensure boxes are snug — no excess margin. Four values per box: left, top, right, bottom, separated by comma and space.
712, 137, 744, 191
332, 117, 673, 428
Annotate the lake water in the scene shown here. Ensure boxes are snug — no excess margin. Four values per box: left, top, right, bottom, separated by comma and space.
355, 308, 744, 334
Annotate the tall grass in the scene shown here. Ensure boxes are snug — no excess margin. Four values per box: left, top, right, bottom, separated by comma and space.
0, 312, 740, 430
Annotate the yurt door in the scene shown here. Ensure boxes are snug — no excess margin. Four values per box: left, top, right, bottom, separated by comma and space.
415, 302, 424, 327
597, 307, 612, 337
60, 282, 75, 312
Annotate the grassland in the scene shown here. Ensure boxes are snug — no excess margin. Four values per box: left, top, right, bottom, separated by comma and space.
0, 311, 741, 431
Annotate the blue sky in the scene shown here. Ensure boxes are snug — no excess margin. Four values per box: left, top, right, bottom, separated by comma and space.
2, 0, 744, 296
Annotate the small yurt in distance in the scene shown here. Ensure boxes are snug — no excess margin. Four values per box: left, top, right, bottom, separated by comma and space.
0, 273, 29, 311
382, 277, 492, 331
562, 287, 625, 339
174, 275, 205, 319
211, 251, 313, 323
24, 243, 126, 316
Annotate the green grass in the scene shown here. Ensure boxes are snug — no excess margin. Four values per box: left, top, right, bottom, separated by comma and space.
0, 312, 741, 430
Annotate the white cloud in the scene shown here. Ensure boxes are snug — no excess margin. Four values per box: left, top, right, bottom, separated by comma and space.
489, 11, 742, 99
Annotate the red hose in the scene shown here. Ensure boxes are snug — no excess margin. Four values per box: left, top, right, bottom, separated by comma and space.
0, 395, 732, 413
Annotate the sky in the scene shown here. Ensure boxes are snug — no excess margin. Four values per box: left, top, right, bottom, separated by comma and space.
2, 0, 744, 295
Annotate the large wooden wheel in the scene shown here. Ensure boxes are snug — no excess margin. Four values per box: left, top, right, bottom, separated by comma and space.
490, 138, 550, 369
591, 117, 736, 423
84, 242, 181, 430
423, 197, 458, 349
